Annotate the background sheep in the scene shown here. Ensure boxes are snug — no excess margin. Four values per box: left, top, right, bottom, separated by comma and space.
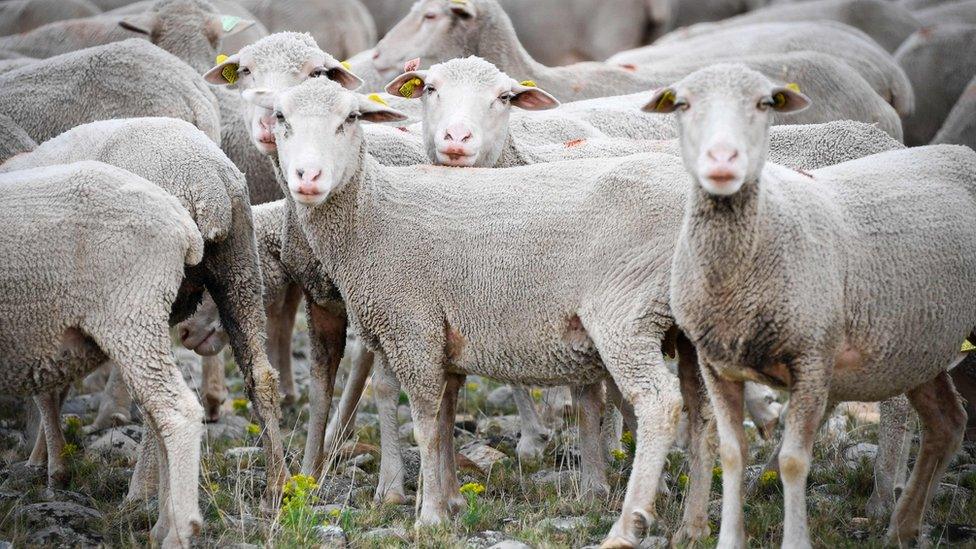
0, 0, 99, 35
653, 63, 975, 548
0, 114, 36, 164
932, 72, 976, 149
234, 0, 376, 60
0, 160, 205, 548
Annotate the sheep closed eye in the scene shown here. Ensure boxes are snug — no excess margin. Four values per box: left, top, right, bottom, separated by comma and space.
758, 97, 775, 110
274, 111, 285, 122
423, 12, 438, 19
237, 67, 251, 76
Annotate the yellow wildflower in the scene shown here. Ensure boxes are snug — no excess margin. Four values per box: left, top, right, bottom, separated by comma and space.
246, 422, 260, 436
232, 398, 249, 413
459, 482, 486, 496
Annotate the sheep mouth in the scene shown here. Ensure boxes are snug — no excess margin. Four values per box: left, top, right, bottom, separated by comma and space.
436, 150, 477, 167
183, 328, 222, 356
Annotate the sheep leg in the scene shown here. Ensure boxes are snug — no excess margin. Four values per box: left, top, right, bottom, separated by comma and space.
268, 284, 302, 406
127, 430, 159, 503
744, 382, 782, 440
600, 403, 623, 456
201, 353, 226, 423
33, 390, 68, 489
778, 369, 830, 549
322, 336, 373, 461
672, 334, 716, 546
512, 384, 550, 462
440, 373, 465, 512
866, 395, 913, 518
28, 405, 48, 469
87, 362, 132, 433
604, 377, 638, 433
594, 332, 681, 549
886, 371, 966, 545
373, 355, 407, 504
572, 382, 610, 499
700, 363, 747, 549
112, 333, 203, 548
300, 299, 347, 478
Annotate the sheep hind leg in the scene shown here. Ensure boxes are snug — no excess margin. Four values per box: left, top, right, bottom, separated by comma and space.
573, 382, 610, 500
322, 335, 372, 465
672, 333, 716, 546
373, 356, 406, 504
513, 384, 550, 462
111, 333, 204, 548
300, 300, 347, 478
440, 373, 465, 512
886, 371, 966, 545
593, 328, 681, 549
86, 362, 132, 433
33, 390, 68, 489
866, 395, 913, 518
126, 429, 159, 503
201, 353, 226, 422
268, 284, 302, 406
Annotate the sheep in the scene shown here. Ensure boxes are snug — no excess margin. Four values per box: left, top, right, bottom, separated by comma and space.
234, 0, 377, 59
650, 63, 975, 547
0, 15, 145, 59
658, 0, 920, 53
932, 73, 976, 149
366, 0, 680, 102
609, 21, 915, 117
895, 25, 976, 146
386, 55, 903, 168
0, 116, 287, 508
0, 114, 36, 164
914, 0, 976, 27
0, 39, 221, 145
0, 160, 206, 547
669, 0, 765, 28
0, 0, 99, 36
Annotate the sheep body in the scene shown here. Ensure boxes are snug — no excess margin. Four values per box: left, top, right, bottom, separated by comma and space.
0, 0, 100, 36
0, 39, 221, 144
0, 114, 36, 164
932, 73, 976, 149
235, 0, 376, 59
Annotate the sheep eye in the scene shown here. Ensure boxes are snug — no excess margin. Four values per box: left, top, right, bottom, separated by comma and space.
498, 92, 514, 102
309, 67, 327, 78
237, 66, 251, 76
274, 111, 285, 122
673, 98, 689, 110
758, 97, 775, 110
424, 85, 436, 95
346, 112, 360, 123
423, 12, 437, 19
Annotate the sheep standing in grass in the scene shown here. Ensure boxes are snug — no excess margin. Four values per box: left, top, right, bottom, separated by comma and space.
652, 63, 975, 547
1, 117, 287, 508
0, 160, 206, 548
0, 39, 221, 144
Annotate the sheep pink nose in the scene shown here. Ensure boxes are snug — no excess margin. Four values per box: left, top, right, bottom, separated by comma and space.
296, 168, 321, 184
706, 145, 739, 163
443, 124, 472, 143
179, 327, 189, 342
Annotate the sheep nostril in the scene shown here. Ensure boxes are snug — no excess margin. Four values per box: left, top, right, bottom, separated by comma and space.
179, 327, 189, 342
296, 168, 305, 179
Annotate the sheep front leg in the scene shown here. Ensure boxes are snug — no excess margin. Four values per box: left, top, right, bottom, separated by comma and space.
373, 356, 407, 504
512, 385, 551, 462
886, 371, 966, 545
300, 299, 347, 478
127, 431, 159, 503
778, 366, 829, 549
573, 382, 610, 499
672, 334, 716, 546
33, 391, 68, 489
322, 336, 373, 460
866, 395, 912, 518
267, 284, 302, 406
699, 363, 747, 549
201, 354, 227, 422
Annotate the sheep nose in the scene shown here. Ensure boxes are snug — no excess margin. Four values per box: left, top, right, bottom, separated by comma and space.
443, 124, 472, 143
296, 168, 321, 183
372, 50, 380, 59
179, 327, 189, 342
706, 145, 739, 163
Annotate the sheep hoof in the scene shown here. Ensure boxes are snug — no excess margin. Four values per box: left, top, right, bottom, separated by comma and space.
379, 491, 407, 505
672, 521, 711, 546
599, 535, 638, 549
280, 392, 297, 407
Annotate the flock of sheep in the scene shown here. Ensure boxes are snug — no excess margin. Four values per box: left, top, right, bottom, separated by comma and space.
1, 0, 976, 547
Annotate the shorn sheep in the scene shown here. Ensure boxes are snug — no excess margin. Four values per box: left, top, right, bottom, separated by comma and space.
0, 160, 206, 548
650, 63, 975, 547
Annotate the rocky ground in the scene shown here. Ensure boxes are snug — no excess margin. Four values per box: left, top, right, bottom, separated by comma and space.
1, 318, 975, 548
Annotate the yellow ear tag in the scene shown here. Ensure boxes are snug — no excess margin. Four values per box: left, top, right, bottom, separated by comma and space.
449, 0, 468, 4
519, 80, 536, 87
341, 61, 352, 70
398, 77, 423, 98
656, 89, 675, 112
785, 82, 801, 93
215, 54, 239, 84
773, 92, 787, 109
367, 93, 388, 106
962, 339, 975, 352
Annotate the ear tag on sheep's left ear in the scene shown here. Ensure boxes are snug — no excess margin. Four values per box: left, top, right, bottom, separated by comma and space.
449, 0, 468, 4
520, 80, 536, 87
655, 89, 676, 112
341, 60, 352, 70
221, 15, 241, 32
216, 54, 239, 84
367, 93, 388, 106
399, 77, 423, 97
962, 339, 975, 352
403, 58, 420, 72
786, 82, 801, 93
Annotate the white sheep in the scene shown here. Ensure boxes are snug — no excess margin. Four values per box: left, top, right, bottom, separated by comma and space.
0, 113, 36, 163
609, 21, 915, 117
235, 0, 376, 59
650, 63, 975, 547
933, 72, 976, 149
0, 160, 206, 548
0, 39, 221, 145
1, 116, 287, 508
0, 0, 99, 36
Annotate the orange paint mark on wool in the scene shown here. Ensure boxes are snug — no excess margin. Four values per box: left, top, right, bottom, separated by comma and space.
619, 63, 637, 72
565, 138, 586, 148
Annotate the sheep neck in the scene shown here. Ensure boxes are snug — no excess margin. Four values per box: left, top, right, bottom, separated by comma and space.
682, 176, 766, 288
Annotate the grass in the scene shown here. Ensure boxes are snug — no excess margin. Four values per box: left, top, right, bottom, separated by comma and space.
1, 347, 974, 548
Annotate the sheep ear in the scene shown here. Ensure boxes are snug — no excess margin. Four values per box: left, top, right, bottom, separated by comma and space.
320, 60, 364, 91
769, 85, 810, 113
357, 96, 409, 123
384, 70, 428, 99
209, 15, 256, 37
118, 13, 156, 35
448, 0, 477, 19
642, 87, 679, 113
204, 53, 241, 85
510, 81, 560, 111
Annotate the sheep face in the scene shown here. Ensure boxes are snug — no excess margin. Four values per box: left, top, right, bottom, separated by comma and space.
371, 0, 479, 80
204, 32, 363, 154
644, 64, 809, 196
176, 293, 228, 356
385, 57, 558, 167
269, 78, 407, 206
